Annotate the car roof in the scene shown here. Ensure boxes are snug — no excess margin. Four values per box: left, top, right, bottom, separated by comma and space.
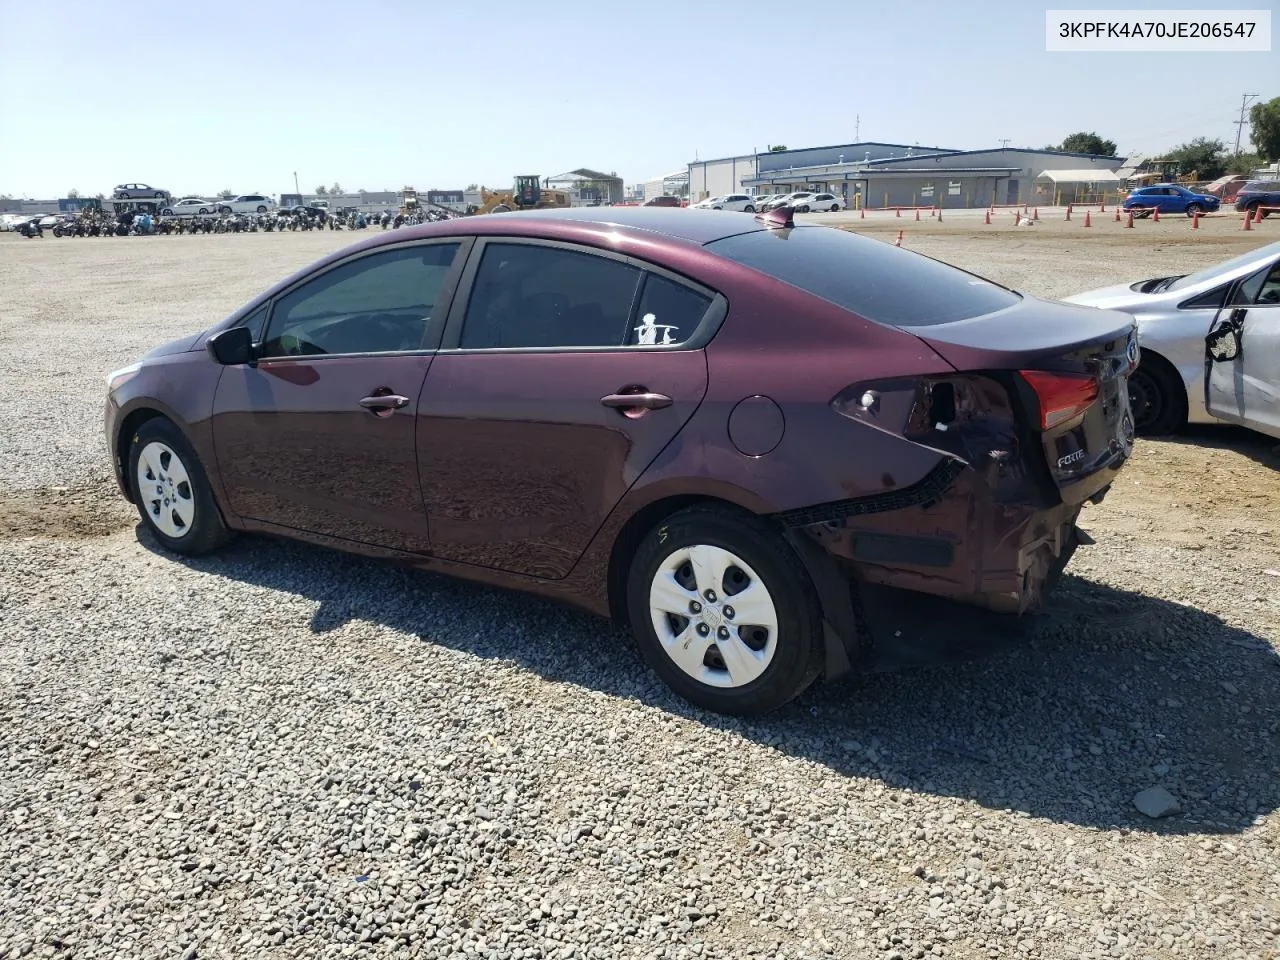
390, 207, 773, 247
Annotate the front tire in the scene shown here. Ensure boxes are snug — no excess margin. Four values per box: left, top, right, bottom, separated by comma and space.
128, 418, 233, 555
626, 506, 823, 716
1185, 203, 1201, 217
1127, 356, 1187, 436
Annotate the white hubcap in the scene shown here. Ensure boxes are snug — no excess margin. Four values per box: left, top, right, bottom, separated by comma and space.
136, 441, 195, 539
648, 544, 779, 689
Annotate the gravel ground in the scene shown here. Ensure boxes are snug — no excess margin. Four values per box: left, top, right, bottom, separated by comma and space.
2, 225, 1278, 960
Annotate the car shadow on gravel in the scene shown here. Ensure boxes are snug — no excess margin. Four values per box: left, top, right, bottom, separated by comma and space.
140, 528, 1279, 838
1164, 423, 1280, 469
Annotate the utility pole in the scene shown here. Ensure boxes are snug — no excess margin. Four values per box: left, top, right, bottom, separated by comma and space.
1234, 93, 1259, 155
999, 138, 1011, 149
855, 114, 860, 141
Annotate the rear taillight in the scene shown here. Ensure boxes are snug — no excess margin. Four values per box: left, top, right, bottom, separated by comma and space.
1019, 370, 1098, 430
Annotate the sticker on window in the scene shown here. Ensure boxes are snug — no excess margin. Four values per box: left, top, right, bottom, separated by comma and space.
634, 313, 678, 345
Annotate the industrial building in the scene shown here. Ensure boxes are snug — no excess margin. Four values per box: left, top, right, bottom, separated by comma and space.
545, 169, 625, 206
688, 143, 1127, 209
642, 170, 690, 202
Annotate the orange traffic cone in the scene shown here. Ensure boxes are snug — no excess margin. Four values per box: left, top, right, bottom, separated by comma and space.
895, 207, 901, 217
984, 209, 991, 225
895, 230, 903, 247
1114, 207, 1121, 221
1243, 212, 1252, 231
1083, 210, 1091, 227
1125, 211, 1134, 228
1192, 212, 1200, 229
1256, 206, 1265, 224
1065, 204, 1072, 221
915, 207, 920, 221
1099, 201, 1106, 212
860, 207, 865, 219
1152, 208, 1159, 222
1033, 207, 1040, 220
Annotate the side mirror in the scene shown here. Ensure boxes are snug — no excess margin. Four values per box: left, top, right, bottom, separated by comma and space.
1205, 324, 1240, 363
206, 325, 256, 365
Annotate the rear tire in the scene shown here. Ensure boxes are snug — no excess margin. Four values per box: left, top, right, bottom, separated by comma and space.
829, 204, 840, 212
1128, 355, 1187, 436
127, 418, 233, 555
625, 506, 824, 716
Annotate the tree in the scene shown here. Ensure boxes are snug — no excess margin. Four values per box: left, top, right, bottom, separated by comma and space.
314, 185, 328, 195
466, 183, 479, 190
1161, 137, 1227, 180
1057, 132, 1117, 156
94, 192, 104, 200
330, 182, 343, 195
218, 189, 235, 199
1249, 96, 1280, 161
767, 144, 788, 152
67, 188, 80, 198
1227, 152, 1262, 175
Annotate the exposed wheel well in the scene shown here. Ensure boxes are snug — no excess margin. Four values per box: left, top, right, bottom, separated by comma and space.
606, 495, 761, 624
114, 408, 166, 502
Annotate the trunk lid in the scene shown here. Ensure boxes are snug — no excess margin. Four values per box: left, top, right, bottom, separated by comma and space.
914, 298, 1138, 505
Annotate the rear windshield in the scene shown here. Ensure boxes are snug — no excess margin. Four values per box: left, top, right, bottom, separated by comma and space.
706, 225, 1021, 327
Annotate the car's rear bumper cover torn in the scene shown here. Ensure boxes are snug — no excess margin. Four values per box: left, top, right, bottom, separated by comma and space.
777, 451, 1124, 678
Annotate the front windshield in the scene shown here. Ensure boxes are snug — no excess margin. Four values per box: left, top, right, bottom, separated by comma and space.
1166, 243, 1280, 292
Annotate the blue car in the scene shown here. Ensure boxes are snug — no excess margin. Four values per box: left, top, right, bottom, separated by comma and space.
1122, 183, 1220, 218
1234, 180, 1280, 219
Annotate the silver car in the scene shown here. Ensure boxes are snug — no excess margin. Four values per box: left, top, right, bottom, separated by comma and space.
1063, 240, 1280, 439
113, 183, 170, 200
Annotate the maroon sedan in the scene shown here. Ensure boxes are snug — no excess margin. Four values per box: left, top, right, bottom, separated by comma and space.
104, 206, 1137, 715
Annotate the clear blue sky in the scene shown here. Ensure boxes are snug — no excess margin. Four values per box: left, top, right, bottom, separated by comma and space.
0, 0, 1274, 199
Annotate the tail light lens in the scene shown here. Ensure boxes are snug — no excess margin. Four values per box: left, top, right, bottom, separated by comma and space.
1019, 370, 1098, 430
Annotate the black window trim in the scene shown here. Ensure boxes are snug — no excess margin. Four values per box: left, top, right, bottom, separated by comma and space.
236, 235, 475, 363
437, 236, 729, 354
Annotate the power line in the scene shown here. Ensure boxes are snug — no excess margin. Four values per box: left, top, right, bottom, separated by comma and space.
1234, 93, 1260, 155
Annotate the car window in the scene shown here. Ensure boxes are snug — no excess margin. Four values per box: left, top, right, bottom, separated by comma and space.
706, 224, 1021, 327
1233, 261, 1280, 306
260, 243, 461, 358
239, 304, 270, 342
459, 243, 642, 349
626, 274, 712, 346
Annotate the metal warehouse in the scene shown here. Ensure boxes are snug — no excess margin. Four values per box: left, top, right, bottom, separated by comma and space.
689, 143, 1125, 209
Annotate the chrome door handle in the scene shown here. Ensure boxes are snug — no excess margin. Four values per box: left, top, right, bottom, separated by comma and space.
601, 392, 672, 410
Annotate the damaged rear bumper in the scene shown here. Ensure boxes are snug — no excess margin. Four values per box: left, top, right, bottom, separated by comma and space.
777, 454, 1123, 678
